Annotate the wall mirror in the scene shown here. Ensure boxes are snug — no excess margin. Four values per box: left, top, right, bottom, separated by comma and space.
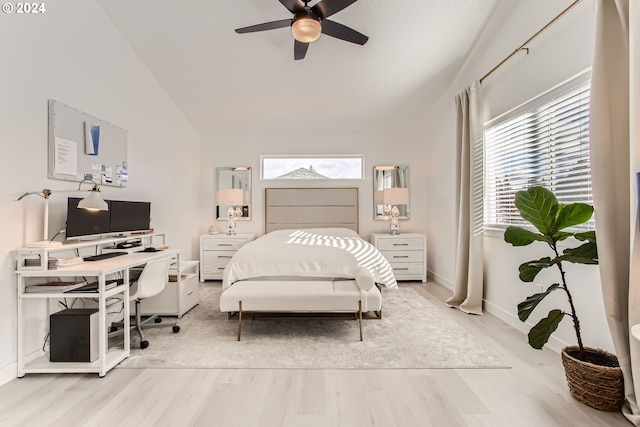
216, 167, 251, 221
373, 166, 410, 220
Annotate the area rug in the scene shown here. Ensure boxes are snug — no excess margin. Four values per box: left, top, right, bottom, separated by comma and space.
116, 283, 509, 370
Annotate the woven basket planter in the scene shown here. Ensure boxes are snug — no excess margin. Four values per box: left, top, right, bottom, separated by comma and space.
561, 346, 624, 411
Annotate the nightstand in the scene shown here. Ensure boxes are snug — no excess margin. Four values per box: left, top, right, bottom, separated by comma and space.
371, 233, 426, 282
200, 234, 256, 281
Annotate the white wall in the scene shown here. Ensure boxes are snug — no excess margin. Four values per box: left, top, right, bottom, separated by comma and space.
0, 0, 201, 384
423, 0, 615, 353
198, 131, 430, 240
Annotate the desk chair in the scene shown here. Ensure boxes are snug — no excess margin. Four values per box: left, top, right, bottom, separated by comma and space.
108, 257, 180, 349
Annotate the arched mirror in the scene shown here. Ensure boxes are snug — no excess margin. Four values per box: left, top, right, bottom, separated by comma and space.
216, 167, 251, 221
373, 166, 410, 220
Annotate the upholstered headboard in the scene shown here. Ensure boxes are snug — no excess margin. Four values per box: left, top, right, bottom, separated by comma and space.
265, 188, 359, 234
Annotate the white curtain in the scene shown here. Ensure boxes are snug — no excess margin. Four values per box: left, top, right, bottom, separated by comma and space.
590, 0, 640, 423
446, 82, 484, 315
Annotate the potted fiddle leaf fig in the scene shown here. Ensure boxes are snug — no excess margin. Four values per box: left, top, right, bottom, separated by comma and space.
504, 186, 623, 412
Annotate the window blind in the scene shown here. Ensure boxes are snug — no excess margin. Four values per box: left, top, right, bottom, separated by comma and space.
484, 81, 592, 229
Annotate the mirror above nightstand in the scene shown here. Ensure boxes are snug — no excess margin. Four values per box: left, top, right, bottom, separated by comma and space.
216, 167, 251, 222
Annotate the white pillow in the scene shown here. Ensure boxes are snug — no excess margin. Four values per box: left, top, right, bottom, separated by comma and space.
354, 266, 375, 291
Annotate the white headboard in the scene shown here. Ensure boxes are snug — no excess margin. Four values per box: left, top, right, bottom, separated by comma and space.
265, 188, 359, 234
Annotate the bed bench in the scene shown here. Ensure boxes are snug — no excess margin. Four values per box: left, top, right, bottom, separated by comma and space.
219, 280, 382, 341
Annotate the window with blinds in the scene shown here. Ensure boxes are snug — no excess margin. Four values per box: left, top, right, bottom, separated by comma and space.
484, 79, 592, 229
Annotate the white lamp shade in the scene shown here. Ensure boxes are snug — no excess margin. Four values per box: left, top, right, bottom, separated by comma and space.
77, 190, 108, 211
217, 189, 244, 206
382, 188, 409, 205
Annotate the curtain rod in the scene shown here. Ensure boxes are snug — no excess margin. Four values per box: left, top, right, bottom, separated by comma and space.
479, 0, 583, 84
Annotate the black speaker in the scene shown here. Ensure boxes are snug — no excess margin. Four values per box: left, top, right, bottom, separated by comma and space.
50, 308, 99, 362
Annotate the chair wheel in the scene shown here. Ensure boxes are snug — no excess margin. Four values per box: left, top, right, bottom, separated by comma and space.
109, 326, 118, 333
154, 317, 162, 323
140, 340, 149, 349
172, 326, 180, 333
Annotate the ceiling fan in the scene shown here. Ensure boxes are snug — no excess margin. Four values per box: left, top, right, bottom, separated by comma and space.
235, 0, 368, 60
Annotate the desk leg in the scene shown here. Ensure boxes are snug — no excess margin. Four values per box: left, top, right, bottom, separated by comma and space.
17, 276, 25, 378
123, 268, 130, 357
98, 275, 106, 377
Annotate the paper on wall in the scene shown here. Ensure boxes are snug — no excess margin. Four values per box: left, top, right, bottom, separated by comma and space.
54, 137, 78, 176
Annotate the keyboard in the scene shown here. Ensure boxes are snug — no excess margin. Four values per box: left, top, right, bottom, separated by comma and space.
83, 252, 128, 261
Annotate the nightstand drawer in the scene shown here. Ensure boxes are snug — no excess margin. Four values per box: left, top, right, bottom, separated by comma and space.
375, 238, 423, 251
202, 251, 236, 274
202, 239, 248, 250
380, 250, 423, 263
389, 262, 424, 276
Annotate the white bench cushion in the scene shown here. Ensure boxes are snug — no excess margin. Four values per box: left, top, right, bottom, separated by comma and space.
219, 280, 382, 313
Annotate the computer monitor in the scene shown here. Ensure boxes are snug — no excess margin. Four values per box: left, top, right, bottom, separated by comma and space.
65, 197, 112, 239
109, 200, 151, 234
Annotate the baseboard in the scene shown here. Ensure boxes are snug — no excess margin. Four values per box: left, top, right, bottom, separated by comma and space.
426, 269, 568, 354
483, 299, 569, 355
0, 362, 17, 387
427, 270, 453, 290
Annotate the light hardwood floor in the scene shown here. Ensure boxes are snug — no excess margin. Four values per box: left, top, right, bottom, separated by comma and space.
0, 282, 629, 427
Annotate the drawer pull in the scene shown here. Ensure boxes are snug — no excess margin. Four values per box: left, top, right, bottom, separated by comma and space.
218, 255, 233, 259
394, 268, 410, 271
218, 267, 226, 270
217, 244, 233, 247
187, 290, 194, 296
393, 243, 409, 246
393, 255, 409, 258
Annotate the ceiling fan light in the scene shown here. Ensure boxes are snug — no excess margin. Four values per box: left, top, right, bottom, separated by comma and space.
292, 17, 321, 43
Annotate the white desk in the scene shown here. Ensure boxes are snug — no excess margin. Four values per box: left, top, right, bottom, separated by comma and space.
16, 249, 180, 377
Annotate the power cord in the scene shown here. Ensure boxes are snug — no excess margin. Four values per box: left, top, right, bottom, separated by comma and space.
42, 332, 50, 352
49, 229, 66, 243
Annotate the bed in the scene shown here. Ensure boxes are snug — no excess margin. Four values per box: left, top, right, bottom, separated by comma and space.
219, 188, 397, 341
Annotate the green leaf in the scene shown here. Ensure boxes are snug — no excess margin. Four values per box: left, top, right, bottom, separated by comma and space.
555, 203, 594, 231
528, 309, 565, 349
517, 284, 560, 321
561, 242, 598, 265
519, 257, 553, 282
574, 231, 596, 243
556, 231, 573, 242
514, 187, 558, 236
504, 226, 548, 246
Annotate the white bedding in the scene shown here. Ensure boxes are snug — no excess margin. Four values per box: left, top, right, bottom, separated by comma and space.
222, 228, 398, 290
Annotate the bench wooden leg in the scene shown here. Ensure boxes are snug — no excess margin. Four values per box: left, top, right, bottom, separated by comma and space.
237, 301, 243, 341
359, 300, 363, 341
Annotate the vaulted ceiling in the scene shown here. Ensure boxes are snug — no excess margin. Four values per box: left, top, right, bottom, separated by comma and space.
97, 0, 499, 135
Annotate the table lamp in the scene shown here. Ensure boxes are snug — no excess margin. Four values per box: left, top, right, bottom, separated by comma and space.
383, 187, 409, 235
216, 188, 244, 235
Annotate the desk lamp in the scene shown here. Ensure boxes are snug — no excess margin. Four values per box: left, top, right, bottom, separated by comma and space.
17, 179, 108, 247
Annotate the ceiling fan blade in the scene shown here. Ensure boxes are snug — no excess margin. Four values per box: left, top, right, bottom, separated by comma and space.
235, 19, 292, 34
294, 40, 309, 60
279, 0, 304, 14
321, 20, 368, 45
312, 0, 358, 19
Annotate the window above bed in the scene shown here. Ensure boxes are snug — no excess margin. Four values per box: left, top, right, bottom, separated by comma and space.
261, 155, 364, 180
